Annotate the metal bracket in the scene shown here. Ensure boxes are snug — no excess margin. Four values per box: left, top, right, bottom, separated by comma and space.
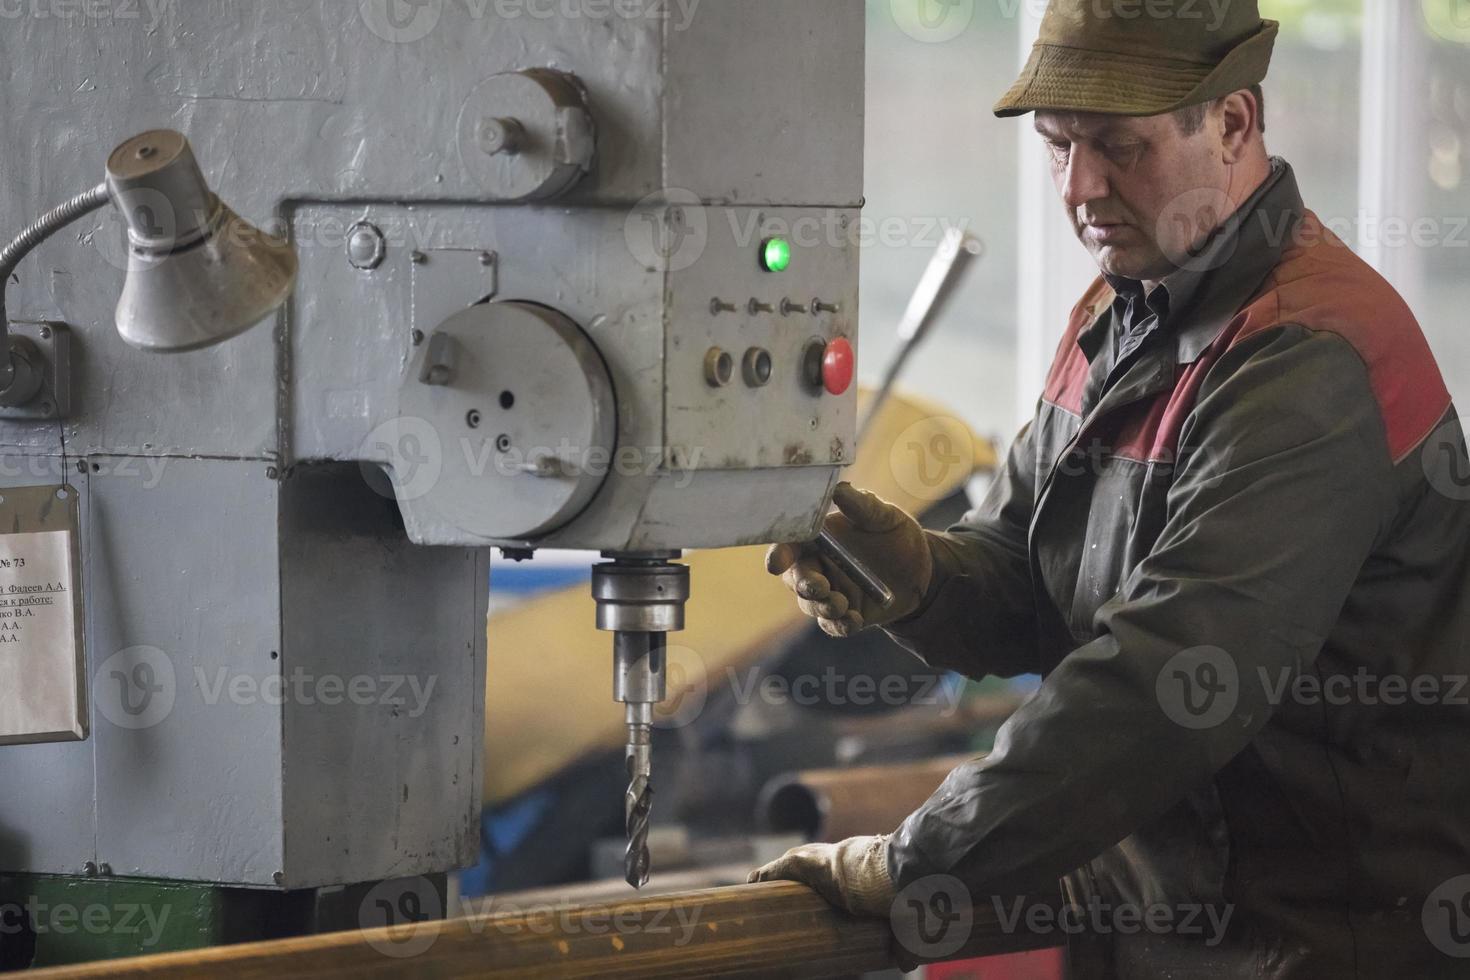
0, 321, 71, 421
410, 249, 499, 337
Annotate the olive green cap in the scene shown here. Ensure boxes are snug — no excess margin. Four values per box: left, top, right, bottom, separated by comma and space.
994, 0, 1278, 117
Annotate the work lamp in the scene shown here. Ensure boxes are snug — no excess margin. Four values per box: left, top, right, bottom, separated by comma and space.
0, 128, 296, 408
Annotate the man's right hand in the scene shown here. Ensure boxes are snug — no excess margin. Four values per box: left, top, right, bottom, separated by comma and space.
766, 483, 934, 637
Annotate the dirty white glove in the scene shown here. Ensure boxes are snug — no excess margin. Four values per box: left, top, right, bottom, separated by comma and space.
746, 834, 897, 917
766, 483, 933, 637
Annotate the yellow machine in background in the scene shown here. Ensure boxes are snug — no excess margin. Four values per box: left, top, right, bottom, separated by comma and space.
485, 388, 999, 806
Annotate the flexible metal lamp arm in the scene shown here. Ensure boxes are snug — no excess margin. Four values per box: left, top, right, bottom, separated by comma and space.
0, 182, 110, 399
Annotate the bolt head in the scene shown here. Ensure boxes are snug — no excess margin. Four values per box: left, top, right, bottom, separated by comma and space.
346, 221, 386, 271
478, 116, 524, 156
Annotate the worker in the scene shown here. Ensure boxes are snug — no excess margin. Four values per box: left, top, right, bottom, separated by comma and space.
751, 1, 1470, 976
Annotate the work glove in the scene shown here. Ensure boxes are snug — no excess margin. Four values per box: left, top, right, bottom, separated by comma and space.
747, 834, 896, 917
766, 483, 933, 637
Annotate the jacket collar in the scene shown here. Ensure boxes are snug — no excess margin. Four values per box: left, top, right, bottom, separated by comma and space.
1075, 158, 1302, 366
1169, 157, 1300, 363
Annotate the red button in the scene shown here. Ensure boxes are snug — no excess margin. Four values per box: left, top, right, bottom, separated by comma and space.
822, 337, 854, 396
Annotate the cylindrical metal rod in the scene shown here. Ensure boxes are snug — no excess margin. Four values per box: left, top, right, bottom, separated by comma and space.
857, 229, 984, 446
814, 527, 895, 609
26, 880, 1063, 979
757, 755, 973, 843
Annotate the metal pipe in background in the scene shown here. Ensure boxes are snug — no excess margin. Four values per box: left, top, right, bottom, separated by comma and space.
756, 755, 975, 843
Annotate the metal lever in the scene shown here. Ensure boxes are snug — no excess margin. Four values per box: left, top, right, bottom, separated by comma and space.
815, 527, 895, 609
857, 229, 984, 445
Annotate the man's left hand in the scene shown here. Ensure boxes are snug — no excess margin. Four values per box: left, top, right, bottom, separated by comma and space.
747, 835, 897, 917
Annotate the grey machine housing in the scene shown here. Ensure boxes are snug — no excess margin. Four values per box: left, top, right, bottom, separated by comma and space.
0, 2, 863, 888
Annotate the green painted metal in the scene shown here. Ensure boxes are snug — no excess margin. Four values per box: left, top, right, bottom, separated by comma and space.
0, 873, 447, 970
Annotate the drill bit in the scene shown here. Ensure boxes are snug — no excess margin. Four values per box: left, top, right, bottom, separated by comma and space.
593, 558, 686, 890
624, 701, 654, 888
613, 631, 665, 888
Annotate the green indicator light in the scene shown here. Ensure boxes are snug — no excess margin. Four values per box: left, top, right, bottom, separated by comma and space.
761, 237, 792, 273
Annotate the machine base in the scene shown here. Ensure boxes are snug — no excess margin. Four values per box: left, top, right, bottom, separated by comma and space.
0, 872, 448, 970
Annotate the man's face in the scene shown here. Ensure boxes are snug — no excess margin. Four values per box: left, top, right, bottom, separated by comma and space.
1035, 108, 1229, 282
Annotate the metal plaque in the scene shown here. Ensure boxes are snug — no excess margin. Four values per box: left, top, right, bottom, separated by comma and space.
0, 484, 86, 745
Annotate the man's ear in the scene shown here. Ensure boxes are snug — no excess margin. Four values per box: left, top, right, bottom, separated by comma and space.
1218, 90, 1258, 164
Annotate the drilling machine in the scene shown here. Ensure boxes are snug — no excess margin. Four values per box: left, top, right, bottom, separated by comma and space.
0, 0, 864, 965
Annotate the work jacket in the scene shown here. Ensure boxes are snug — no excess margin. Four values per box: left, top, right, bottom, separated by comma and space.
884, 161, 1470, 979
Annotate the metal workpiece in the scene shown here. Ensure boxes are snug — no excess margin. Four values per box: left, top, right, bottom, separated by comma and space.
26, 880, 1064, 979
759, 756, 974, 844
814, 527, 896, 610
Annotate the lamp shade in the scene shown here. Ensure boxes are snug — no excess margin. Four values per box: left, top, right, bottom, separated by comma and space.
106, 130, 296, 352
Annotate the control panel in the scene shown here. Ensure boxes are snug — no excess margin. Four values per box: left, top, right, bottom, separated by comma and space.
662, 206, 861, 473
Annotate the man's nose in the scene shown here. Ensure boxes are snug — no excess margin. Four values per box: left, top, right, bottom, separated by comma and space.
1060, 144, 1109, 210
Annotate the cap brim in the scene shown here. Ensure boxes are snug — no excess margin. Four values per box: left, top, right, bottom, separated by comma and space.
993, 20, 1278, 118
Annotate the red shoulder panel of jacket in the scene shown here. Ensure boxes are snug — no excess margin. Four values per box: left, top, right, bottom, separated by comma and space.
1081, 212, 1450, 467
1221, 210, 1452, 463
1042, 276, 1113, 417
